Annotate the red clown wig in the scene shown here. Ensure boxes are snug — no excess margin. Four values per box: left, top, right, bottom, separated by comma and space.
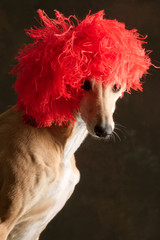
12, 9, 151, 127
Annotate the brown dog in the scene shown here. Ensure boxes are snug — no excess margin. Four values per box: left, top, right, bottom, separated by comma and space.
0, 81, 125, 240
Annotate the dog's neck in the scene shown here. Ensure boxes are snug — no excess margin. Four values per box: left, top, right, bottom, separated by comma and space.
63, 116, 88, 163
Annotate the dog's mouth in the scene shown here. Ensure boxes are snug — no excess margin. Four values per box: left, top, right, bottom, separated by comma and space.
78, 112, 114, 139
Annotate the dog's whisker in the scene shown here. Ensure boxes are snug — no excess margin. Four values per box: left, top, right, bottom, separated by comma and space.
115, 123, 127, 129
115, 123, 128, 137
110, 133, 116, 143
114, 127, 127, 137
112, 130, 121, 141
114, 126, 124, 133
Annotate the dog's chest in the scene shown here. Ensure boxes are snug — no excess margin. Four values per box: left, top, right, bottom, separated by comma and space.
43, 119, 87, 220
45, 159, 80, 216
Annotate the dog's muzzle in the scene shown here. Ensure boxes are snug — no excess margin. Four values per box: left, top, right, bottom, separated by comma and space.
94, 123, 112, 138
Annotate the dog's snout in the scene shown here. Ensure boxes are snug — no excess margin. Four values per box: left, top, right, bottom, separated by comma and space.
94, 123, 112, 138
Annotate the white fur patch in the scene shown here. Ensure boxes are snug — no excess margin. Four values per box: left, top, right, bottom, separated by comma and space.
63, 116, 88, 163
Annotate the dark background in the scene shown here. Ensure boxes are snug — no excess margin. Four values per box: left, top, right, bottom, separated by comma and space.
0, 0, 160, 239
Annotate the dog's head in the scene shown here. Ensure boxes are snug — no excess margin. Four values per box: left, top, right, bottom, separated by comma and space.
80, 79, 125, 138
12, 10, 151, 128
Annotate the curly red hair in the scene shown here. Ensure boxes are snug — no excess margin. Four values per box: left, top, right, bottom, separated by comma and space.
12, 9, 151, 127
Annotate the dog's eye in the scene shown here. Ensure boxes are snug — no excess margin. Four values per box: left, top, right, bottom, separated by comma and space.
112, 84, 121, 93
81, 80, 92, 91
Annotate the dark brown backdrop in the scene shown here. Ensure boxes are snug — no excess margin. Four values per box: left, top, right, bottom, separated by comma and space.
0, 0, 160, 239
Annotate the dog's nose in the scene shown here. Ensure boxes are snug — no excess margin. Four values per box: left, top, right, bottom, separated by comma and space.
94, 124, 112, 138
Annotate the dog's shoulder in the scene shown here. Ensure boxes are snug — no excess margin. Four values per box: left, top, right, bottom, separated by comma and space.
0, 108, 63, 212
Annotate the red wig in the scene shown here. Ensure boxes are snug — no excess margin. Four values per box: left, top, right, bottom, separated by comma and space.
12, 9, 151, 127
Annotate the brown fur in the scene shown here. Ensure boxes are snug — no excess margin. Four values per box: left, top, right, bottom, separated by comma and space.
0, 108, 78, 240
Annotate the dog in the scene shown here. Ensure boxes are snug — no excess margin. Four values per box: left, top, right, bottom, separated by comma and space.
0, 10, 151, 240
0, 80, 124, 240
